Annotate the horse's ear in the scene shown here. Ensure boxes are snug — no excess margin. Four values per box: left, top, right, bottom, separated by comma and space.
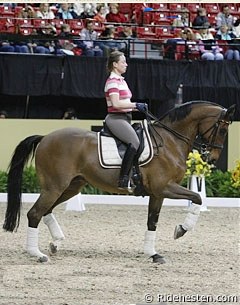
225, 104, 236, 121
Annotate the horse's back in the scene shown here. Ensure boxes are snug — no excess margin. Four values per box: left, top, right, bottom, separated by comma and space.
35, 127, 98, 169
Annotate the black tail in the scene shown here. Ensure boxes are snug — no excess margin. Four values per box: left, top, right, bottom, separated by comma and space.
3, 135, 44, 232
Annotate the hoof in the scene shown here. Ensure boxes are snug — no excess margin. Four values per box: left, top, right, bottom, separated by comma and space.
49, 242, 58, 255
151, 253, 166, 264
37, 255, 48, 263
174, 224, 187, 240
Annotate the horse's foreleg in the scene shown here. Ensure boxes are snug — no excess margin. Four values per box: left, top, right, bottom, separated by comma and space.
144, 196, 166, 263
163, 183, 202, 240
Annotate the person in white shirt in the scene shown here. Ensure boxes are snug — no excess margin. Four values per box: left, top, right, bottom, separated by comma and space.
35, 3, 55, 19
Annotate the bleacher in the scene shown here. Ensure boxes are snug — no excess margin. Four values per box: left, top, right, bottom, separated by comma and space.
0, 3, 239, 59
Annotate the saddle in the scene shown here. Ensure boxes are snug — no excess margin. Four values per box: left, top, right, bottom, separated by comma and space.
97, 120, 154, 197
98, 119, 154, 169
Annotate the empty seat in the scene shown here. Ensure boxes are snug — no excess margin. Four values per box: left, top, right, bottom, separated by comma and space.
136, 26, 156, 39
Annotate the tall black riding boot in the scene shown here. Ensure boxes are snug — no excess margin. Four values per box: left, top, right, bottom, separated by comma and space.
118, 144, 137, 190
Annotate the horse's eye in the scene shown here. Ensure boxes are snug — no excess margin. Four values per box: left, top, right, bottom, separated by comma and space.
219, 128, 227, 137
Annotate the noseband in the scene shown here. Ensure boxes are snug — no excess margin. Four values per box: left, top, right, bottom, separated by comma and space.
193, 109, 232, 156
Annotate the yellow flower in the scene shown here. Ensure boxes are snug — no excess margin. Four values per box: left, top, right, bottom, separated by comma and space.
231, 160, 240, 188
185, 149, 212, 177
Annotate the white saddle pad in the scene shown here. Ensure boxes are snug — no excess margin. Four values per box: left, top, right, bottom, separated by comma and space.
98, 120, 154, 169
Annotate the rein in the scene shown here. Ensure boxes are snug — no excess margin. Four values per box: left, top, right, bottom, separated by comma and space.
144, 109, 191, 155
143, 107, 232, 156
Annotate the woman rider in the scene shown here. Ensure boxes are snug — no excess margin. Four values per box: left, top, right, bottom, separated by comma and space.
104, 51, 147, 191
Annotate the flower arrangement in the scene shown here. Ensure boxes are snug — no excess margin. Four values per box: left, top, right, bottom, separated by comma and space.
185, 149, 213, 177
231, 160, 240, 189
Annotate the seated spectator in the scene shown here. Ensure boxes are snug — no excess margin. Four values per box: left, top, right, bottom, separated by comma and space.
56, 3, 79, 20
18, 5, 35, 18
233, 19, 240, 38
35, 3, 55, 19
164, 28, 196, 60
98, 25, 122, 56
215, 25, 239, 60
118, 26, 137, 39
198, 39, 224, 60
78, 19, 103, 57
0, 110, 8, 119
0, 40, 29, 54
72, 3, 98, 17
0, 41, 15, 53
195, 25, 214, 40
62, 108, 78, 119
106, 3, 127, 24
172, 8, 192, 28
93, 4, 107, 23
192, 8, 209, 28
57, 24, 80, 56
32, 24, 58, 54
216, 5, 234, 30
79, 3, 96, 19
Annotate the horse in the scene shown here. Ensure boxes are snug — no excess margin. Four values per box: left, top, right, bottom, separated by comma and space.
3, 101, 235, 263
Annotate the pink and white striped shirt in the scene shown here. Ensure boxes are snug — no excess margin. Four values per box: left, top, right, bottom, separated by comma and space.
104, 72, 132, 113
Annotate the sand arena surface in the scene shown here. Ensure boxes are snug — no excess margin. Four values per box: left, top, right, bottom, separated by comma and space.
0, 203, 239, 305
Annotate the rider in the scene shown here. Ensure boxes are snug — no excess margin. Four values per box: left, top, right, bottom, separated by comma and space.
104, 50, 147, 191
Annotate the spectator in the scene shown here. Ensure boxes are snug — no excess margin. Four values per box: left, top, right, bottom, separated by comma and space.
106, 4, 127, 24
32, 24, 58, 54
18, 5, 35, 18
215, 25, 239, 60
62, 108, 78, 119
93, 4, 107, 23
98, 25, 122, 56
56, 3, 79, 20
164, 28, 195, 60
216, 5, 235, 30
198, 40, 224, 60
172, 8, 192, 28
0, 41, 15, 53
35, 3, 55, 19
72, 3, 98, 17
79, 3, 96, 19
78, 19, 103, 57
118, 26, 137, 39
195, 26, 214, 40
192, 8, 209, 28
0, 110, 8, 119
57, 24, 78, 55
233, 19, 240, 38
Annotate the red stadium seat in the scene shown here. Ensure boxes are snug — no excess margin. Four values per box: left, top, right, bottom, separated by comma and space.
15, 18, 32, 27
153, 12, 171, 26
32, 19, 48, 30
136, 26, 156, 39
151, 3, 169, 12
204, 4, 219, 14
67, 19, 84, 30
169, 4, 183, 12
18, 27, 33, 35
155, 27, 173, 40
186, 4, 201, 13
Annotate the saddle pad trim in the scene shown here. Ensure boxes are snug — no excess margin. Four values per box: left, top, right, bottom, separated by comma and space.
98, 120, 154, 169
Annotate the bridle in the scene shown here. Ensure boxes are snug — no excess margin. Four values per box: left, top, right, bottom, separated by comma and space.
193, 109, 232, 158
144, 108, 232, 157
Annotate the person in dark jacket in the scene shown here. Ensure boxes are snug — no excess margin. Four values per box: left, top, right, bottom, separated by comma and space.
192, 8, 209, 28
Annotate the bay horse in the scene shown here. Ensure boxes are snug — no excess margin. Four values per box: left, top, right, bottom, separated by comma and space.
3, 101, 235, 263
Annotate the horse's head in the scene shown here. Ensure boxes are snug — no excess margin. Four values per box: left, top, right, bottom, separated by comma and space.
195, 104, 236, 164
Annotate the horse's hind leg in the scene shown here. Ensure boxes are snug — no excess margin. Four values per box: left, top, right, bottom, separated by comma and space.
26, 191, 62, 262
43, 177, 87, 255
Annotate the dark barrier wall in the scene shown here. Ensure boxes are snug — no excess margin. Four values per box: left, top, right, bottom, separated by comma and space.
0, 54, 239, 120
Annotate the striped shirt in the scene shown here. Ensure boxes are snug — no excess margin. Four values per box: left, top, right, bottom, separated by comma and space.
104, 72, 132, 113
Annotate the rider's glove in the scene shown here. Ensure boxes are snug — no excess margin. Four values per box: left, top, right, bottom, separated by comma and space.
136, 103, 148, 113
